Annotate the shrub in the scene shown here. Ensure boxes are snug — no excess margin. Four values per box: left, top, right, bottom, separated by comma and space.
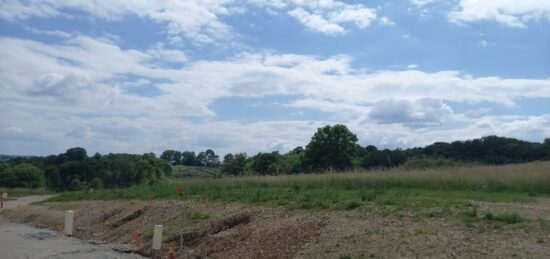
89, 178, 104, 189
0, 163, 45, 188
68, 178, 85, 191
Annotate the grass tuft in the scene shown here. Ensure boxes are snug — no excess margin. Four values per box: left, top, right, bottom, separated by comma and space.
483, 212, 524, 224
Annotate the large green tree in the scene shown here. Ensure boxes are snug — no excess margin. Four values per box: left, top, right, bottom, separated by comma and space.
304, 124, 358, 171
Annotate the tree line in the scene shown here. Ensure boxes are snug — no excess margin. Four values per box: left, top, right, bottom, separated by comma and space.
1, 124, 549, 189
162, 125, 550, 176
0, 147, 171, 191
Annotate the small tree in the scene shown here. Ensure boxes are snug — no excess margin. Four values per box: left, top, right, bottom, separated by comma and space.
222, 153, 247, 175
89, 177, 104, 189
197, 149, 220, 167
252, 152, 280, 175
181, 151, 197, 166
68, 178, 85, 191
160, 150, 182, 165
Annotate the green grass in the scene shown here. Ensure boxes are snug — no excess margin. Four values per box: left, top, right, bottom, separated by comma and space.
0, 187, 51, 198
171, 165, 221, 178
483, 212, 525, 224
47, 162, 550, 215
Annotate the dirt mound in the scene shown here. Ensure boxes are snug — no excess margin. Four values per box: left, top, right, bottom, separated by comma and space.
2, 199, 550, 258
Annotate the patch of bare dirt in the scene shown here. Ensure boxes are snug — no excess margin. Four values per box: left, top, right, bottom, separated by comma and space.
477, 198, 550, 220
2, 198, 550, 259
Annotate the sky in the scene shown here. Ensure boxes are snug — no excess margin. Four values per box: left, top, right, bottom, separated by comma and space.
0, 0, 549, 156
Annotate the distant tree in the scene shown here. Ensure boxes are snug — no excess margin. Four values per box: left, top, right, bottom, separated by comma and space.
291, 146, 304, 154
268, 152, 304, 175
365, 145, 378, 152
303, 124, 358, 171
68, 178, 85, 191
160, 150, 182, 165
197, 149, 220, 167
252, 152, 280, 175
223, 153, 234, 164
181, 151, 197, 166
0, 163, 45, 188
89, 177, 104, 189
222, 153, 247, 175
545, 138, 550, 159
65, 147, 87, 161
361, 150, 388, 169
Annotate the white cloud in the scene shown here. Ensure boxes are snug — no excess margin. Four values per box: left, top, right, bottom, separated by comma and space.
366, 98, 454, 127
410, 0, 435, 8
288, 8, 345, 34
449, 0, 550, 28
146, 43, 188, 64
379, 16, 395, 26
2, 34, 550, 155
464, 108, 491, 118
26, 27, 71, 38
479, 40, 488, 47
0, 0, 235, 44
0, 0, 381, 42
287, 1, 377, 35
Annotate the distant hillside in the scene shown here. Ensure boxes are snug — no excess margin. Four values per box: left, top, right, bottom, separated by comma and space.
171, 165, 221, 178
0, 154, 35, 162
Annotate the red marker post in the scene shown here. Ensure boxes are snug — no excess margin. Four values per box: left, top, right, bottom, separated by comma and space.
1, 193, 7, 209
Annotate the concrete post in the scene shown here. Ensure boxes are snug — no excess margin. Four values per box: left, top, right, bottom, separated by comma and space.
152, 224, 163, 259
85, 211, 91, 234
64, 210, 74, 236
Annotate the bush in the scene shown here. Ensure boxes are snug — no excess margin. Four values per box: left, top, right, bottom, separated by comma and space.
89, 178, 104, 189
0, 163, 45, 188
68, 178, 85, 191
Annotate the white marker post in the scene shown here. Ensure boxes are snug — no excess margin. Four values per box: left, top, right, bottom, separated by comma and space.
152, 224, 163, 259
64, 210, 74, 236
86, 211, 91, 234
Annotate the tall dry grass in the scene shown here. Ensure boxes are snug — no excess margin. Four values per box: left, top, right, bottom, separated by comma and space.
49, 162, 550, 210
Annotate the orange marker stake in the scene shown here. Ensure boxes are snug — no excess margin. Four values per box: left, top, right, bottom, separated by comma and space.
167, 245, 177, 259
133, 231, 142, 248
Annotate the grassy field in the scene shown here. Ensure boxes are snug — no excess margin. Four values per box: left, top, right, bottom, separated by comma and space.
47, 162, 550, 218
0, 187, 51, 198
171, 165, 221, 178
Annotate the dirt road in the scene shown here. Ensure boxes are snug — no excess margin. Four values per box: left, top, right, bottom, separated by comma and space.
0, 195, 144, 259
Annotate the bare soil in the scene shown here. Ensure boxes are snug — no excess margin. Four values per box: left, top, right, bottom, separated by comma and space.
2, 198, 550, 259
0, 196, 144, 259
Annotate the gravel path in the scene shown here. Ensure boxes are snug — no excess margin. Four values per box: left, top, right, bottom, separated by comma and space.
0, 195, 145, 259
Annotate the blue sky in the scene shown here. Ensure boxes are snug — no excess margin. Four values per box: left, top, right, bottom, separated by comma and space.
0, 0, 549, 156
